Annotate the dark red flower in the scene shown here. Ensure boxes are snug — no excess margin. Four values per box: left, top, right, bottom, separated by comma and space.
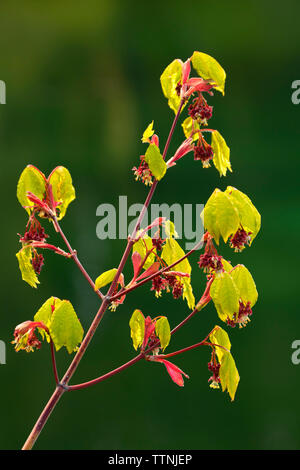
208, 361, 221, 389
12, 320, 48, 353
194, 140, 214, 167
132, 157, 153, 186
229, 228, 252, 252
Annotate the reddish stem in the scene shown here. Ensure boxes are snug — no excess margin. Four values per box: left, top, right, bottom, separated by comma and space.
50, 340, 59, 385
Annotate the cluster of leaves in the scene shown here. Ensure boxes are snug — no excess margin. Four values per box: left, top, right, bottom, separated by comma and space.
14, 165, 83, 354
14, 51, 261, 406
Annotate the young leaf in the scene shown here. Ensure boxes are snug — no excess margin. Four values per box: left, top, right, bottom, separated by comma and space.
160, 59, 182, 113
221, 259, 233, 273
155, 358, 189, 387
191, 51, 226, 95
155, 317, 171, 351
211, 130, 232, 177
94, 268, 117, 291
16, 246, 40, 288
142, 121, 154, 143
219, 351, 240, 401
182, 116, 200, 142
203, 189, 239, 244
48, 166, 76, 220
209, 325, 231, 363
129, 309, 145, 351
133, 235, 156, 270
210, 271, 240, 322
34, 296, 62, 341
49, 300, 84, 354
225, 186, 261, 242
17, 165, 47, 214
144, 144, 167, 181
231, 264, 258, 307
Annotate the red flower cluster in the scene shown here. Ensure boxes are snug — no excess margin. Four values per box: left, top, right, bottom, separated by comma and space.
132, 157, 153, 186
227, 300, 253, 328
229, 228, 252, 252
208, 361, 221, 389
12, 321, 48, 353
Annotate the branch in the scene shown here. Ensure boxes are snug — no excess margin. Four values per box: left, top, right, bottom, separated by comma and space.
52, 216, 105, 300
110, 237, 204, 302
22, 98, 186, 451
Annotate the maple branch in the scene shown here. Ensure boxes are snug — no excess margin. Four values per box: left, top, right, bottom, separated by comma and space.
52, 216, 105, 301
110, 237, 204, 302
22, 98, 185, 451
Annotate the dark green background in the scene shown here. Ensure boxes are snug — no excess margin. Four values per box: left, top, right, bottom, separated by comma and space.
1, 0, 299, 450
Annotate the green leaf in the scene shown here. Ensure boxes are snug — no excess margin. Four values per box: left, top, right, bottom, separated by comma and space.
17, 165, 46, 214
133, 235, 156, 270
210, 271, 240, 322
49, 300, 84, 353
211, 130, 232, 177
94, 268, 117, 291
164, 219, 178, 239
16, 246, 40, 288
129, 309, 145, 350
144, 144, 167, 181
209, 325, 231, 363
182, 278, 195, 310
155, 317, 171, 351
203, 189, 240, 244
160, 59, 182, 113
48, 166, 76, 220
142, 121, 154, 143
191, 51, 226, 95
34, 297, 62, 341
231, 264, 258, 307
182, 116, 200, 142
161, 238, 195, 309
219, 351, 240, 401
225, 186, 261, 242
221, 259, 233, 273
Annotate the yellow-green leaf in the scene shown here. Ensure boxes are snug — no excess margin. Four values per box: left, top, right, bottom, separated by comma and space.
160, 59, 182, 113
219, 351, 240, 401
191, 51, 226, 95
211, 130, 232, 177
16, 246, 40, 288
129, 309, 145, 350
210, 271, 240, 322
48, 166, 75, 220
94, 268, 117, 291
231, 264, 258, 307
225, 186, 261, 242
34, 297, 62, 341
49, 300, 84, 354
221, 259, 233, 273
209, 325, 231, 363
17, 165, 46, 214
203, 189, 240, 244
182, 116, 200, 142
155, 317, 171, 351
142, 121, 154, 143
144, 144, 167, 181
133, 235, 156, 270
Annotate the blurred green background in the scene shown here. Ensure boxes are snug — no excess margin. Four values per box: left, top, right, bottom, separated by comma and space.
1, 0, 300, 450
